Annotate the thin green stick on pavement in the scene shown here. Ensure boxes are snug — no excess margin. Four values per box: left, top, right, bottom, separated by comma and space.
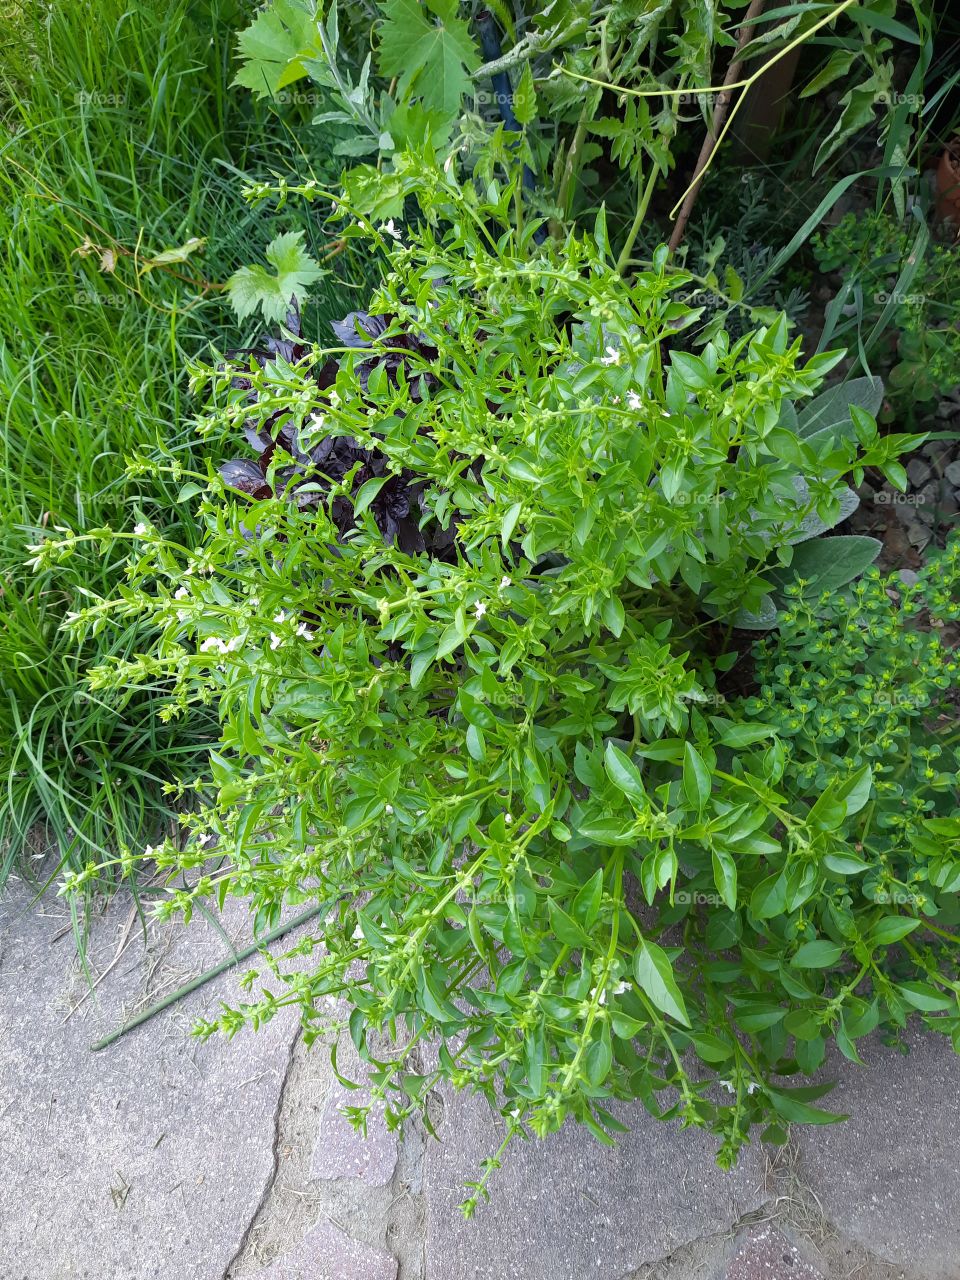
90, 904, 324, 1051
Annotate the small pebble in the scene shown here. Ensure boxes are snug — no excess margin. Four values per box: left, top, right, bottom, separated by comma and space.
906, 521, 932, 550
915, 502, 935, 528
893, 499, 916, 529
922, 441, 952, 463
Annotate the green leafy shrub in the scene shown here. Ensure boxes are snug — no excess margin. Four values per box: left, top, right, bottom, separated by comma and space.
738, 546, 960, 1070
49, 172, 953, 1206
813, 210, 960, 405
229, 0, 928, 255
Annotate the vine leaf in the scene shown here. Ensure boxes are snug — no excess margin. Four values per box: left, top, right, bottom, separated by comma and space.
376, 0, 480, 116
227, 232, 325, 324
233, 0, 323, 99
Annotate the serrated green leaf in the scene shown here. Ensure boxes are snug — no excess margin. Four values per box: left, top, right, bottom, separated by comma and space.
377, 0, 480, 116
227, 231, 324, 324
513, 61, 537, 125
234, 0, 324, 99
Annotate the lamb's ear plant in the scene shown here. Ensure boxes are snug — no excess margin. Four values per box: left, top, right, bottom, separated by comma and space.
44, 168, 956, 1212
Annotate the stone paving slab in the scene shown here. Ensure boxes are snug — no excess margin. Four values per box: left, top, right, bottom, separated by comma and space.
796, 1030, 960, 1280
725, 1226, 825, 1280
0, 880, 300, 1280
5, 873, 960, 1280
423, 1086, 767, 1280
245, 1217, 397, 1280
310, 1035, 398, 1188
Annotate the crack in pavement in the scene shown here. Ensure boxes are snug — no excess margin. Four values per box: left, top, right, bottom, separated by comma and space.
216, 1021, 429, 1279
612, 1199, 777, 1280
388, 1107, 431, 1280
221, 1025, 302, 1280
611, 1150, 935, 1280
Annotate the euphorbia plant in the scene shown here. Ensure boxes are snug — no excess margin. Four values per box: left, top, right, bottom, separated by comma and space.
45, 169, 954, 1211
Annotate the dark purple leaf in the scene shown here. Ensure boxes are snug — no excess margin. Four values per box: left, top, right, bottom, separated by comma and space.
215, 300, 464, 556
219, 459, 273, 500
331, 311, 390, 348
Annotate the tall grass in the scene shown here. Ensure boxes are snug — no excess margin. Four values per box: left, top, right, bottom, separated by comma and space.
0, 0, 366, 891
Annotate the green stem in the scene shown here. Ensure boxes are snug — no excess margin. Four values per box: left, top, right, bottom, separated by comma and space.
555, 853, 625, 1094
556, 99, 594, 223
616, 163, 659, 276
921, 921, 960, 946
